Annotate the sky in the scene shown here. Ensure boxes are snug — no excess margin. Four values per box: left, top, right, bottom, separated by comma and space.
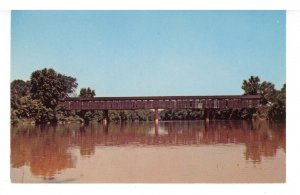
11, 11, 286, 97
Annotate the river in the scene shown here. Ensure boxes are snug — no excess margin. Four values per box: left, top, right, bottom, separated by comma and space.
10, 120, 285, 183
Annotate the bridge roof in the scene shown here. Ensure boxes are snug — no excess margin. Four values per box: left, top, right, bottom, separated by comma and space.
62, 95, 260, 101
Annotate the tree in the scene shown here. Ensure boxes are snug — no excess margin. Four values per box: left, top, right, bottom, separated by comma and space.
259, 81, 277, 105
277, 83, 286, 104
268, 103, 285, 121
77, 87, 96, 123
11, 80, 30, 109
13, 95, 55, 123
268, 83, 286, 121
11, 80, 30, 97
242, 76, 279, 105
83, 111, 93, 122
242, 76, 260, 95
119, 111, 128, 121
30, 68, 78, 109
79, 87, 96, 98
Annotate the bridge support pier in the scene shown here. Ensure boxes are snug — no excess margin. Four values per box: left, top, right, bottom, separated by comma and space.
103, 110, 109, 125
154, 109, 159, 123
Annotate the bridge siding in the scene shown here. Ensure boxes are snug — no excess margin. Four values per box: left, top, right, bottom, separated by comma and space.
59, 95, 260, 110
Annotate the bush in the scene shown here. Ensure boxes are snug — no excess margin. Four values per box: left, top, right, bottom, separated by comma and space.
268, 102, 285, 121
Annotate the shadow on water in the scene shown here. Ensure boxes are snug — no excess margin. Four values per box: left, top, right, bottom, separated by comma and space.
11, 120, 285, 181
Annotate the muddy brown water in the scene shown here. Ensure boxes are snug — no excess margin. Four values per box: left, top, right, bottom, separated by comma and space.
11, 120, 285, 183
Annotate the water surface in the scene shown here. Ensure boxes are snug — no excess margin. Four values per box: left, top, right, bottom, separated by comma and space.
11, 120, 285, 183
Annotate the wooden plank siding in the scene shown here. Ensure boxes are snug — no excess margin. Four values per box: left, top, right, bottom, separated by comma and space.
59, 95, 260, 110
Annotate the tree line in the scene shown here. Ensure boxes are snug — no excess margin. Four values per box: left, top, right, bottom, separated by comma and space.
160, 76, 285, 121
11, 68, 286, 125
11, 68, 155, 124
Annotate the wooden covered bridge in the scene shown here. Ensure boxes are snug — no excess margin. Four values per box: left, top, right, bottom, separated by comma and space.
59, 95, 260, 122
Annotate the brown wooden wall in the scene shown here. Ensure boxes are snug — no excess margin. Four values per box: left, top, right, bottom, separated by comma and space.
59, 95, 260, 110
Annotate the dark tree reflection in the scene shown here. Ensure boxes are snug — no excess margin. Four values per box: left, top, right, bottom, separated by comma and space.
11, 125, 75, 180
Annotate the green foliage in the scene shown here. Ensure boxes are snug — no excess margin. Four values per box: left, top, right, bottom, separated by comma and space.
277, 83, 286, 104
242, 76, 260, 95
160, 109, 173, 120
240, 108, 257, 120
108, 110, 154, 122
10, 70, 286, 124
89, 110, 103, 122
30, 68, 78, 109
109, 110, 121, 121
259, 81, 277, 105
79, 87, 96, 98
83, 111, 94, 122
11, 80, 30, 109
242, 76, 284, 107
11, 68, 78, 124
16, 96, 44, 119
76, 87, 97, 123
242, 76, 285, 121
55, 110, 82, 123
218, 109, 231, 120
119, 110, 128, 121
11, 80, 30, 97
267, 83, 286, 121
160, 109, 203, 121
159, 108, 259, 121
268, 102, 286, 121
34, 106, 56, 124
11, 95, 56, 124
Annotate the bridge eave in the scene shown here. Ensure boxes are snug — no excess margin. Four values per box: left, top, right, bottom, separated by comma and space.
61, 95, 260, 102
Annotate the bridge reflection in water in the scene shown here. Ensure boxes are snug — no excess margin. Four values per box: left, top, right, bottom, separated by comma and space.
11, 120, 285, 182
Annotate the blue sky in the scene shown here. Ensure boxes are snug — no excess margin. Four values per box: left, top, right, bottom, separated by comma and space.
11, 11, 286, 96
